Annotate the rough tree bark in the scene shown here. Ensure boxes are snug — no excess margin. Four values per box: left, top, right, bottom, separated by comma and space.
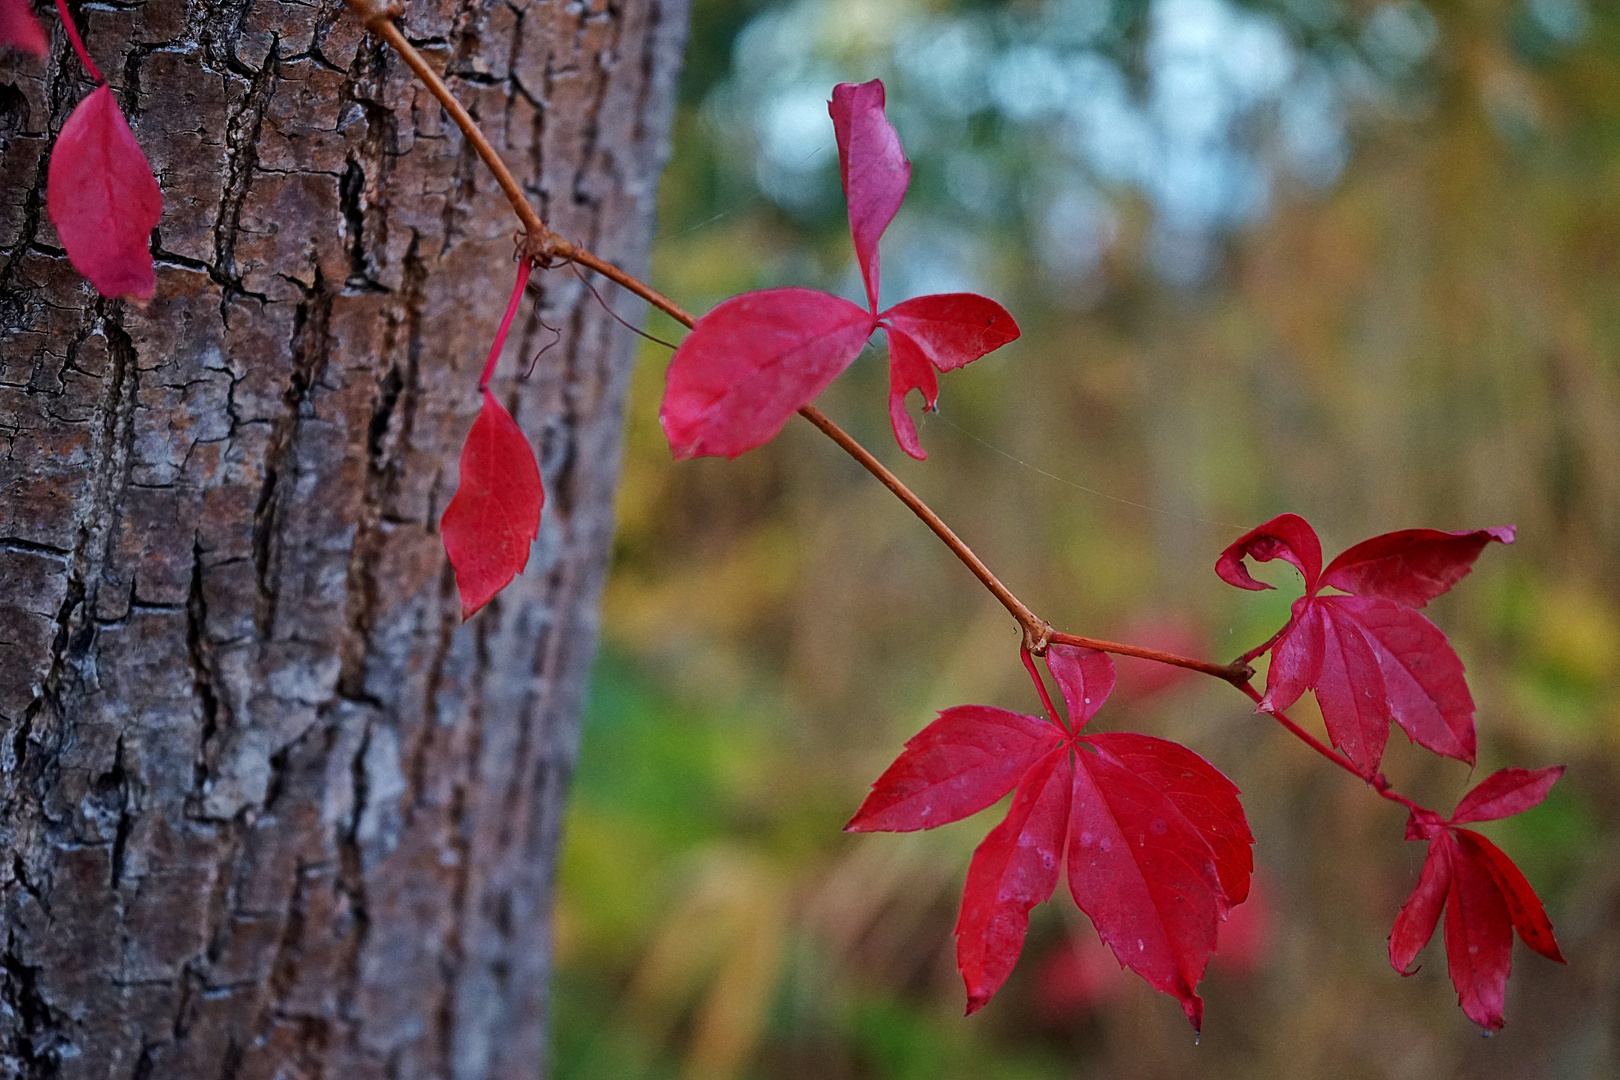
0, 0, 686, 1075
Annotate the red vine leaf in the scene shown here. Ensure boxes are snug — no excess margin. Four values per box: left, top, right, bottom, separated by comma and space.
1451, 766, 1565, 825
660, 288, 875, 460
1066, 741, 1224, 1032
830, 79, 909, 313
886, 328, 937, 461
881, 293, 1020, 371
1221, 514, 1511, 772
661, 81, 1018, 461
1, 0, 47, 56
956, 746, 1072, 1013
1389, 769, 1566, 1028
855, 644, 1252, 1031
1087, 732, 1253, 907
46, 85, 162, 301
1321, 526, 1516, 608
440, 390, 544, 620
845, 705, 1061, 833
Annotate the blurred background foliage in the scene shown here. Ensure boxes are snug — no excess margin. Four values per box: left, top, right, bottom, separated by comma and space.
552, 0, 1620, 1076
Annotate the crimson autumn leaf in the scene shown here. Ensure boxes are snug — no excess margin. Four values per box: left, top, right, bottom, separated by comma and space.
46, 84, 163, 301
1389, 767, 1566, 1029
1218, 514, 1514, 772
440, 391, 543, 620
440, 259, 544, 620
1, 0, 47, 56
659, 79, 1019, 462
847, 643, 1252, 1031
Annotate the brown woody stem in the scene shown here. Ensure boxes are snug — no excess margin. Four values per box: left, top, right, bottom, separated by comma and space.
1050, 632, 1252, 686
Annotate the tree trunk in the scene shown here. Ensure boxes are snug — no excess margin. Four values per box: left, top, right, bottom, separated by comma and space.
0, 0, 685, 1075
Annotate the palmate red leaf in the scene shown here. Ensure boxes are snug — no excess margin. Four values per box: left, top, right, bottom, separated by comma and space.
1388, 768, 1566, 1028
845, 705, 1061, 833
46, 85, 162, 301
830, 79, 909, 313
440, 390, 543, 620
859, 644, 1251, 1030
659, 288, 875, 459
1, 0, 47, 55
1225, 514, 1508, 772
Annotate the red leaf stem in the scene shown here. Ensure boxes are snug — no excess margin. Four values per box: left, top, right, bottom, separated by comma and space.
479, 256, 533, 389
1020, 646, 1063, 731
53, 0, 101, 81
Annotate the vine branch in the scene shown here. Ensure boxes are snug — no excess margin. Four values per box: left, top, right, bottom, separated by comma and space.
346, 0, 1426, 815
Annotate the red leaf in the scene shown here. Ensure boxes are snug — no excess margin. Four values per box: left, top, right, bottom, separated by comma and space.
46, 84, 163, 301
1390, 831, 1452, 975
1302, 599, 1391, 772
1327, 596, 1476, 765
1450, 766, 1564, 825
880, 293, 1021, 372
1320, 526, 1515, 608
829, 79, 909, 312
886, 327, 937, 461
1086, 732, 1253, 907
1458, 830, 1566, 964
956, 746, 1071, 1014
440, 390, 543, 620
845, 705, 1062, 833
1067, 745, 1224, 1032
1257, 596, 1321, 716
659, 287, 875, 459
1045, 643, 1115, 731
1, 0, 47, 55
1259, 595, 1477, 772
1215, 513, 1322, 594
1444, 832, 1514, 1030
1387, 826, 1564, 1027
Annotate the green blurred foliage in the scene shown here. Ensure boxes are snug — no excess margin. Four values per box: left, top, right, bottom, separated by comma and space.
556, 0, 1620, 1076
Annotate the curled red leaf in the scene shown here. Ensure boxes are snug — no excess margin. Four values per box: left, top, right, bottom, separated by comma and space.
880, 292, 1021, 372
440, 390, 544, 620
46, 84, 162, 301
1215, 512, 1322, 593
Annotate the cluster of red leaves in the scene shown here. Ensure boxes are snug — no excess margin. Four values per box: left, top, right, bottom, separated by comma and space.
848, 644, 1253, 1033
5, 0, 163, 300
659, 80, 1020, 461
1220, 513, 1565, 1028
1217, 514, 1514, 773
1393, 768, 1566, 1029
